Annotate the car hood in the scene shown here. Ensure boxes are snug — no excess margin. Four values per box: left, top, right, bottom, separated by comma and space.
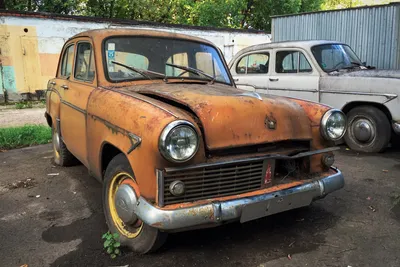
120, 83, 313, 150
333, 69, 400, 79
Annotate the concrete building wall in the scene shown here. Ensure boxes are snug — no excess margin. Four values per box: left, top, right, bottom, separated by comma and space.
0, 11, 271, 100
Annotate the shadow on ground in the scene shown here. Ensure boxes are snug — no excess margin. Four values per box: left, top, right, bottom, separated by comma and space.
43, 201, 339, 267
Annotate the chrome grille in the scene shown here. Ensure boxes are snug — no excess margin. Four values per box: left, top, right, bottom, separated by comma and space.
162, 160, 264, 205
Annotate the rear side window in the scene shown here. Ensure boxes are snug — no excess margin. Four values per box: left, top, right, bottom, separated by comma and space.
74, 43, 95, 82
60, 45, 74, 78
275, 51, 312, 73
236, 53, 269, 74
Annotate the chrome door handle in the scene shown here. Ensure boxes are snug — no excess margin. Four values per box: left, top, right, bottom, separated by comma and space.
233, 78, 239, 82
61, 85, 69, 89
50, 81, 56, 85
269, 78, 279, 82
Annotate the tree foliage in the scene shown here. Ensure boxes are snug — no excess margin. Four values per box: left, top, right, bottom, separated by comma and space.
1, 0, 394, 31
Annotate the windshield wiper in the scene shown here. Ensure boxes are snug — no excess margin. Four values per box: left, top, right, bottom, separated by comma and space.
166, 63, 216, 83
111, 61, 166, 80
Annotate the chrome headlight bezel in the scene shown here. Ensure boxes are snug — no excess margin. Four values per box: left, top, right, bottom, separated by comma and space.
159, 120, 199, 163
320, 109, 347, 141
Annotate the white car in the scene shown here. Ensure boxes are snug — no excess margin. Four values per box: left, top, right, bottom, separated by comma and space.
229, 40, 400, 153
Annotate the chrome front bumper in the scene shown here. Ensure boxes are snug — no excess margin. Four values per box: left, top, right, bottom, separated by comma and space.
132, 168, 344, 231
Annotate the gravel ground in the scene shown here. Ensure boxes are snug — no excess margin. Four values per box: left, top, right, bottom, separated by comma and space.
0, 145, 399, 267
0, 108, 47, 128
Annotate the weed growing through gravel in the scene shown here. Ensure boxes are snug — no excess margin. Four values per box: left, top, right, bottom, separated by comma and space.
0, 125, 51, 150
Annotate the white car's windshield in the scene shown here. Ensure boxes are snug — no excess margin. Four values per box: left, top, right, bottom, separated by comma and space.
104, 37, 231, 84
311, 44, 362, 72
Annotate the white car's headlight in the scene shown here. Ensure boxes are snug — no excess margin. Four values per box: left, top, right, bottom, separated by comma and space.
159, 120, 199, 162
320, 109, 347, 141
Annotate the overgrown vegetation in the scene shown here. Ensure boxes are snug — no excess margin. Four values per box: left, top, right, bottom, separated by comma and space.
1, 0, 397, 32
15, 101, 33, 109
0, 125, 52, 150
102, 232, 121, 259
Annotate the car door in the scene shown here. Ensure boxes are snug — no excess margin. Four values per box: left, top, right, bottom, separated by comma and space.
59, 39, 97, 167
230, 51, 271, 93
268, 49, 319, 102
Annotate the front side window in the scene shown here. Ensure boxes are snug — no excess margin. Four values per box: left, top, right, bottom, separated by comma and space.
235, 53, 269, 74
276, 51, 312, 74
74, 43, 95, 82
104, 37, 231, 84
60, 45, 74, 78
311, 44, 362, 72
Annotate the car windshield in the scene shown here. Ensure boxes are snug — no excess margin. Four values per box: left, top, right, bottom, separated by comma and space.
104, 37, 231, 84
311, 44, 362, 72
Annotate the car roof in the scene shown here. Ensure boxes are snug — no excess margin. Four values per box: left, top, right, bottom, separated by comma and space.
232, 40, 346, 60
68, 28, 215, 46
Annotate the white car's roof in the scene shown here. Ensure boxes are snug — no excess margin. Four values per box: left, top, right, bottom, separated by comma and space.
232, 40, 346, 62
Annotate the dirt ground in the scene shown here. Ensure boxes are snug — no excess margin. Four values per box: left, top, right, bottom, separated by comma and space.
0, 145, 399, 267
0, 108, 47, 128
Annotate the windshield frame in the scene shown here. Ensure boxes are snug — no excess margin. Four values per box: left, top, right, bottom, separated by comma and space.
101, 35, 233, 86
311, 43, 362, 73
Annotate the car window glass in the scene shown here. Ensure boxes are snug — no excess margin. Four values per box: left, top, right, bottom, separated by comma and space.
247, 53, 269, 74
236, 56, 247, 74
196, 52, 223, 78
105, 41, 150, 80
299, 53, 312, 73
276, 51, 312, 73
60, 45, 74, 78
74, 43, 95, 81
166, 53, 189, 77
105, 37, 231, 84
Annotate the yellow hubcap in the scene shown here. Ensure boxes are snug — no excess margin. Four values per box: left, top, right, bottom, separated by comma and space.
108, 172, 143, 238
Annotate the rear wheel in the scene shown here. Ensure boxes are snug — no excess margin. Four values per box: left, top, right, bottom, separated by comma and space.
52, 124, 78, 166
103, 154, 167, 254
344, 106, 391, 153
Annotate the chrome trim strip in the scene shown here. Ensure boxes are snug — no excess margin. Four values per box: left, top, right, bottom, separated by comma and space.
268, 87, 318, 93
133, 167, 344, 230
164, 146, 340, 173
89, 114, 142, 154
235, 91, 263, 100
61, 100, 86, 114
320, 90, 398, 100
157, 169, 165, 207
127, 133, 142, 154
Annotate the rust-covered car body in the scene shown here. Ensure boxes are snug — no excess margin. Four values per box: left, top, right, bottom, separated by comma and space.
45, 29, 345, 239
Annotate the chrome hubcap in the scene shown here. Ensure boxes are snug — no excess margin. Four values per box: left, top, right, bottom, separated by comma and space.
352, 118, 374, 143
53, 131, 60, 152
114, 184, 138, 224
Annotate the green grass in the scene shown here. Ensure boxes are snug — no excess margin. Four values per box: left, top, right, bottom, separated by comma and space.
0, 125, 52, 150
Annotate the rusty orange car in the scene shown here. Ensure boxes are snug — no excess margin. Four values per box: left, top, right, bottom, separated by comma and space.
45, 29, 346, 253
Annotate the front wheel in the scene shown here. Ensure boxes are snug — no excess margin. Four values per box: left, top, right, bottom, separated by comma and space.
103, 154, 167, 254
344, 106, 391, 153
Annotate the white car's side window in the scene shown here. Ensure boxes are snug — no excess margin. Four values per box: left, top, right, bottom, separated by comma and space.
275, 50, 312, 74
236, 53, 269, 74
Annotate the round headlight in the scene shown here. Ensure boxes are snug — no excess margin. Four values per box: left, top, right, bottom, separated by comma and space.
159, 120, 199, 162
320, 109, 347, 141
